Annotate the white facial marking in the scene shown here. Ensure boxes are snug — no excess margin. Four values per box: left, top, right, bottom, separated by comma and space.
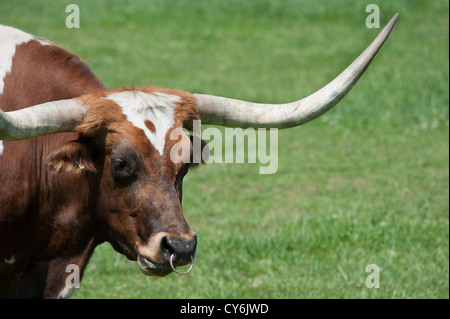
0, 140, 3, 156
0, 25, 50, 94
105, 91, 181, 155
4, 255, 15, 265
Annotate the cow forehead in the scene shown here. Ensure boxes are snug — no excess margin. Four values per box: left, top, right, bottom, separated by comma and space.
104, 91, 182, 155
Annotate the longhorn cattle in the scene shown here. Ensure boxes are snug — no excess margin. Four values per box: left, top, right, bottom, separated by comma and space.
0, 14, 398, 298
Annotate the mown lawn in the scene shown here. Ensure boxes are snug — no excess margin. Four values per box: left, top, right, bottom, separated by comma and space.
1, 0, 448, 298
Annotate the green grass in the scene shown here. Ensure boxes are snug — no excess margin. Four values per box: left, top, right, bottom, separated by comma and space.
1, 0, 448, 298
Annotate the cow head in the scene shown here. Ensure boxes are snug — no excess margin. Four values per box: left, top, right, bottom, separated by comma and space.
43, 88, 202, 276
0, 14, 398, 276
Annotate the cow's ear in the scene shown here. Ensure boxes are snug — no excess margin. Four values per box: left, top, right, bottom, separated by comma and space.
45, 139, 96, 174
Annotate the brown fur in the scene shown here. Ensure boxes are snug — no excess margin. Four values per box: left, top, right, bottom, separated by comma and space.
0, 39, 105, 111
144, 120, 156, 133
0, 35, 201, 298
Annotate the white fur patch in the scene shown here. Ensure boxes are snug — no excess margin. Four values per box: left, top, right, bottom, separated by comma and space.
0, 140, 3, 156
0, 25, 50, 94
105, 91, 181, 155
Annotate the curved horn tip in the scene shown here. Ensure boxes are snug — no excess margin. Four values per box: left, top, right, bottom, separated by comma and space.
389, 13, 399, 26
192, 13, 400, 128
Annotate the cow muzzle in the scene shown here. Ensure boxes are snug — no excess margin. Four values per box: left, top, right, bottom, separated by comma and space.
137, 231, 197, 277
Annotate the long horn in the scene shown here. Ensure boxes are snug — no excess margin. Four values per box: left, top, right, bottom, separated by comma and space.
195, 13, 399, 128
0, 99, 85, 141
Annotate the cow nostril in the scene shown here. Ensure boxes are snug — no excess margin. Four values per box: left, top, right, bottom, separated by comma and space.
160, 235, 197, 265
161, 236, 175, 256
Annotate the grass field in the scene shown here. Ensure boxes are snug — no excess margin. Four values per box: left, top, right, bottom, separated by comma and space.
1, 0, 448, 299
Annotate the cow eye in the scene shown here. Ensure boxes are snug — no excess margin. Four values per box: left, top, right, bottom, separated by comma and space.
109, 144, 141, 185
110, 158, 136, 183
112, 159, 127, 172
